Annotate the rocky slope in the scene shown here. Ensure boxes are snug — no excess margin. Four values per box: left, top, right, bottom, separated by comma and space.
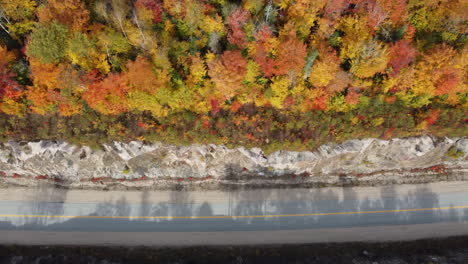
0, 136, 466, 189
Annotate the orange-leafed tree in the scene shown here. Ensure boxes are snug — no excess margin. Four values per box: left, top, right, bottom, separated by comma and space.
124, 56, 168, 94
388, 45, 466, 106
37, 0, 90, 31
124, 56, 170, 116
82, 73, 129, 115
26, 59, 63, 114
410, 45, 465, 100
345, 89, 360, 105
326, 71, 353, 94
26, 59, 84, 116
302, 88, 329, 111
270, 25, 307, 81
208, 50, 248, 99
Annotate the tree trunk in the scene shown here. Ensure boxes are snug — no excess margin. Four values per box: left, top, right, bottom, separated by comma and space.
0, 22, 10, 35
133, 9, 146, 47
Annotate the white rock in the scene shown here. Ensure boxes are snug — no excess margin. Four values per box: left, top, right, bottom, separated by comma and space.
0, 136, 466, 180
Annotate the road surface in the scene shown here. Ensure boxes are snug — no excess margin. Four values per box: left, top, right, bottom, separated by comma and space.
0, 182, 467, 245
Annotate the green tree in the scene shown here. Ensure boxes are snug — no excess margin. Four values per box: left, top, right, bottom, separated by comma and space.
26, 22, 69, 64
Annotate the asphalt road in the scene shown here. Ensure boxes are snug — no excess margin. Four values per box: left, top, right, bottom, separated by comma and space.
0, 182, 467, 245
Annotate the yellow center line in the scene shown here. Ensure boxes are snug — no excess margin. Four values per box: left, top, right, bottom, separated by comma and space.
1, 205, 467, 219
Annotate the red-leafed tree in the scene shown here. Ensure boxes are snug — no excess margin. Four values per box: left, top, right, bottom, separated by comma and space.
252, 25, 277, 77
377, 0, 407, 24
135, 0, 163, 23
0, 49, 24, 115
80, 69, 103, 87
434, 68, 459, 96
0, 46, 17, 96
425, 109, 440, 126
227, 8, 249, 48
345, 89, 360, 105
324, 0, 350, 19
210, 98, 220, 115
357, 0, 388, 33
388, 40, 417, 76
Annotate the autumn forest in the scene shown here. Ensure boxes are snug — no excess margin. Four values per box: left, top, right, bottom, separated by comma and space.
0, 0, 466, 152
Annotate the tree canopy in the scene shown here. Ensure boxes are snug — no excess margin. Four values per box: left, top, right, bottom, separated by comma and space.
0, 0, 466, 150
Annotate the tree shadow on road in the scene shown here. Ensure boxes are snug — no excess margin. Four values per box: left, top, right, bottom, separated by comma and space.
2, 183, 466, 232
17, 182, 70, 226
